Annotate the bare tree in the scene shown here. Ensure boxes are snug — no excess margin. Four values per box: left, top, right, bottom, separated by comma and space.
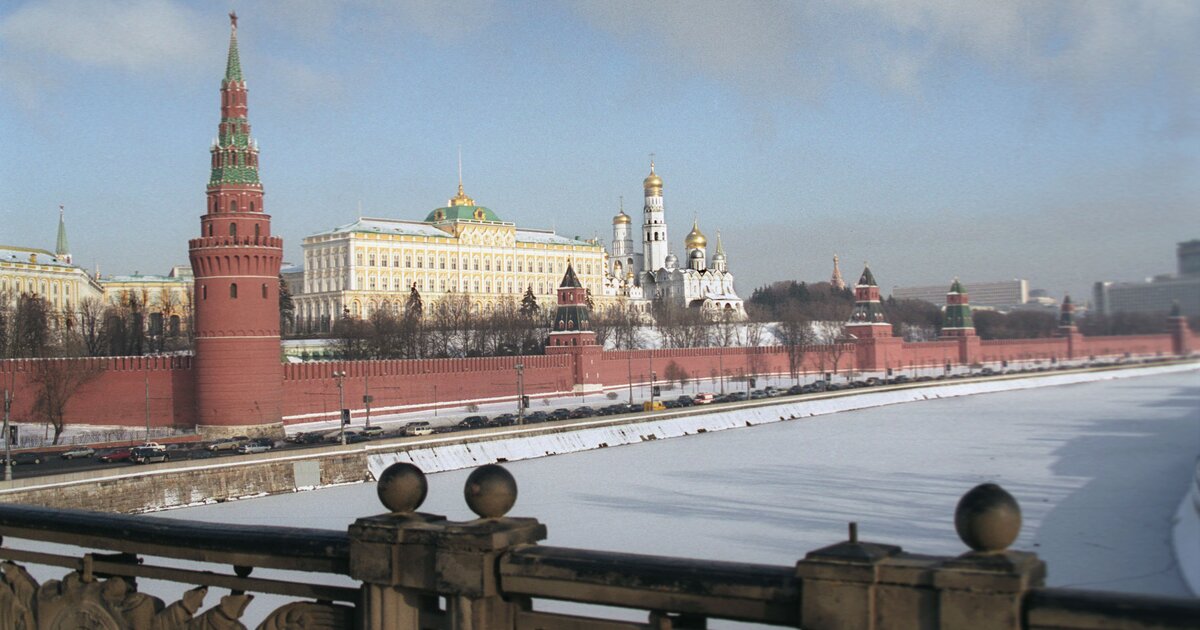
76, 297, 107, 357
663, 359, 688, 389
31, 360, 105, 444
774, 306, 813, 380
10, 294, 51, 358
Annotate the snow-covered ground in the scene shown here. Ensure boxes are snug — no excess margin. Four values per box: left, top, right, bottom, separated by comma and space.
6, 366, 1196, 625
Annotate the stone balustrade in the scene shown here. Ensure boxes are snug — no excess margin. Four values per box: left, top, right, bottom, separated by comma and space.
0, 463, 1195, 628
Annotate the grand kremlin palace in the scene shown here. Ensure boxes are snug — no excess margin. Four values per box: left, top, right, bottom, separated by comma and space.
289, 182, 606, 332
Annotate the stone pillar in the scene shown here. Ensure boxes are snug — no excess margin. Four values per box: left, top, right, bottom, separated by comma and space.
795, 525, 902, 629
348, 463, 546, 630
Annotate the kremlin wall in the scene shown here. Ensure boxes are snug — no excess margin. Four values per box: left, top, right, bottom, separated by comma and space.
0, 16, 1194, 436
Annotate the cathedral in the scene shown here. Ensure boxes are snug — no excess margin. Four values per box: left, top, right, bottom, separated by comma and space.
603, 162, 745, 317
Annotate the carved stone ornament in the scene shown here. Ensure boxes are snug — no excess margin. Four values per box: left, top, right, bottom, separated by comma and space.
256, 601, 354, 630
0, 561, 252, 630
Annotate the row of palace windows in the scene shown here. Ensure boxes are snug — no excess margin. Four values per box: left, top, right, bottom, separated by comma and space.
200, 283, 270, 300
0, 278, 73, 297
359, 276, 565, 295
353, 252, 594, 276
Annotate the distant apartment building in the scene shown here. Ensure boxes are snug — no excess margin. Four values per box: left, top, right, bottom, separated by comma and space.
891, 279, 1029, 310
1093, 240, 1200, 317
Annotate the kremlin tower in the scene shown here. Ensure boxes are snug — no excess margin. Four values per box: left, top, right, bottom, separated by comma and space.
188, 14, 284, 435
641, 160, 668, 273
546, 263, 602, 391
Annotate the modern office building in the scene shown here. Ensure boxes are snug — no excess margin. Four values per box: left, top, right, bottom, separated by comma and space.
1092, 240, 1200, 318
891, 279, 1029, 311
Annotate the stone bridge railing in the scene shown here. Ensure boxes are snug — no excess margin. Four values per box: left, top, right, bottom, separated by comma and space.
0, 463, 1195, 629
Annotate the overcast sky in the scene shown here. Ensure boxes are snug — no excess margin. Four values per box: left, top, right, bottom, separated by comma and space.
1, 0, 1196, 302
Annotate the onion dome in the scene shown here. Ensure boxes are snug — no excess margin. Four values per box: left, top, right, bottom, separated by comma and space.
684, 219, 706, 249
664, 252, 678, 270
613, 210, 631, 225
643, 160, 663, 191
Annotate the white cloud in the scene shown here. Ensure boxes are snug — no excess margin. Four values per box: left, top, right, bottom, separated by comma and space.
0, 0, 207, 72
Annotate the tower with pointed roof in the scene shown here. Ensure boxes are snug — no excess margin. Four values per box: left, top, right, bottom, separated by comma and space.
188, 13, 284, 435
845, 265, 892, 339
830, 255, 844, 291
641, 159, 669, 273
940, 279, 975, 337
546, 262, 602, 391
55, 205, 71, 264
711, 230, 728, 273
1056, 294, 1084, 359
610, 196, 639, 279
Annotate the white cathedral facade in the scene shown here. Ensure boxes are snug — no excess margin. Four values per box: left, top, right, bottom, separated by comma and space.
602, 162, 745, 318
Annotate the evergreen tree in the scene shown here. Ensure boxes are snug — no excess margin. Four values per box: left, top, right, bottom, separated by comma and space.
405, 283, 423, 319
278, 274, 295, 335
520, 286, 540, 317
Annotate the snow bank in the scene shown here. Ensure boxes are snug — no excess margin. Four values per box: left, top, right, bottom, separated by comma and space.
1173, 458, 1200, 596
369, 362, 1198, 479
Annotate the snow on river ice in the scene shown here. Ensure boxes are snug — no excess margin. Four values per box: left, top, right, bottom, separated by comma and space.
11, 367, 1198, 625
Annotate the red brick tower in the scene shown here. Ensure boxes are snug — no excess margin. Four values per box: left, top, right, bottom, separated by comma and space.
845, 265, 901, 372
939, 278, 980, 365
188, 13, 284, 436
545, 263, 602, 391
1056, 294, 1083, 359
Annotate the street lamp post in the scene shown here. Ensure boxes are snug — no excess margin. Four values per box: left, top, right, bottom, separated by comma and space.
334, 370, 347, 445
2, 388, 11, 482
650, 370, 657, 407
515, 363, 525, 425
144, 375, 151, 445
363, 372, 372, 428
626, 353, 633, 405
432, 384, 438, 417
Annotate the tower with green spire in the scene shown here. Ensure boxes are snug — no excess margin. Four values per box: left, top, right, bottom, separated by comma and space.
55, 205, 71, 264
188, 12, 284, 436
846, 265, 892, 338
940, 278, 975, 337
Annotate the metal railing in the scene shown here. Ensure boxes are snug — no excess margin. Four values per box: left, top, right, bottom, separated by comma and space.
0, 463, 1196, 629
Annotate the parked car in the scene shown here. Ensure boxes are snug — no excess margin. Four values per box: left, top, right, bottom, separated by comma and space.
458, 416, 488, 430
237, 442, 272, 454
206, 438, 245, 452
675, 396, 695, 406
362, 425, 385, 437
98, 448, 132, 463
402, 421, 434, 436
548, 408, 571, 421
345, 432, 371, 444
60, 446, 95, 460
787, 385, 805, 395
568, 406, 596, 419
131, 446, 169, 464
524, 411, 550, 424
693, 392, 716, 405
489, 414, 517, 427
1, 452, 44, 466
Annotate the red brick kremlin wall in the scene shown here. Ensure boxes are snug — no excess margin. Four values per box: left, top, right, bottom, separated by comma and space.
0, 329, 1192, 430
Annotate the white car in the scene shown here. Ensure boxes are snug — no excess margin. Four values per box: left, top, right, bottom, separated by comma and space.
402, 421, 433, 437
237, 443, 271, 454
60, 446, 95, 459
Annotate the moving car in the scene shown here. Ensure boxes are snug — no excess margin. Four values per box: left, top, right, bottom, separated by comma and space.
458, 416, 488, 430
402, 421, 434, 436
98, 448, 132, 463
362, 425, 385, 437
130, 446, 169, 464
1, 452, 44, 466
693, 393, 716, 405
207, 437, 247, 452
237, 442, 271, 454
60, 446, 95, 460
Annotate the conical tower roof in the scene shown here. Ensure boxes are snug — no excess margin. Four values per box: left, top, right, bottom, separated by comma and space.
559, 262, 582, 288
949, 278, 966, 294
55, 205, 69, 259
224, 12, 243, 83
858, 265, 876, 287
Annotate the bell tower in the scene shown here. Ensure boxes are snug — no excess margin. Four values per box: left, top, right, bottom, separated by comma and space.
188, 13, 284, 436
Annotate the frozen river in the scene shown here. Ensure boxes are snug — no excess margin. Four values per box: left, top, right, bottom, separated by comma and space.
174, 367, 1200, 601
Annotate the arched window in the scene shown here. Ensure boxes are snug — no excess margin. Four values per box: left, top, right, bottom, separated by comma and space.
254, 224, 260, 237
229, 223, 237, 237
262, 283, 268, 298
230, 200, 238, 213
207, 224, 213, 236
202, 285, 207, 300
230, 283, 238, 298
250, 201, 255, 212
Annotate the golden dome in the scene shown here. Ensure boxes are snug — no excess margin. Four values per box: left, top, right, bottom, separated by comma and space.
685, 219, 707, 249
613, 211, 631, 225
643, 161, 663, 191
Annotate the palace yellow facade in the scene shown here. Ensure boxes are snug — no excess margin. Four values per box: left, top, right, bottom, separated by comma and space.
0, 246, 102, 318
292, 185, 606, 332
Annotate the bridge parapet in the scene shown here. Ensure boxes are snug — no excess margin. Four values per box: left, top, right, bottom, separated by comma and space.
0, 464, 1196, 628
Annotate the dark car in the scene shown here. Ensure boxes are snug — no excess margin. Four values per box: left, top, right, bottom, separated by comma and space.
489, 414, 517, 427
675, 396, 694, 406
726, 392, 747, 402
1, 452, 44, 466
568, 406, 596, 419
549, 408, 571, 421
130, 446, 169, 464
787, 385, 805, 395
524, 411, 549, 423
98, 448, 132, 463
458, 416, 488, 429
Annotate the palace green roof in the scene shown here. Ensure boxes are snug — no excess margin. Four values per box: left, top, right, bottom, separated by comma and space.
424, 205, 502, 223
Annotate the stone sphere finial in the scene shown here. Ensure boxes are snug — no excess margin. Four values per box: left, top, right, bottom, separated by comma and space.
464, 464, 517, 519
954, 483, 1021, 553
377, 462, 428, 513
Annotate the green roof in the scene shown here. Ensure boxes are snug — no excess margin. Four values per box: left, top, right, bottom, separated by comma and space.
224, 21, 243, 83
858, 266, 877, 286
424, 205, 502, 223
949, 279, 966, 294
